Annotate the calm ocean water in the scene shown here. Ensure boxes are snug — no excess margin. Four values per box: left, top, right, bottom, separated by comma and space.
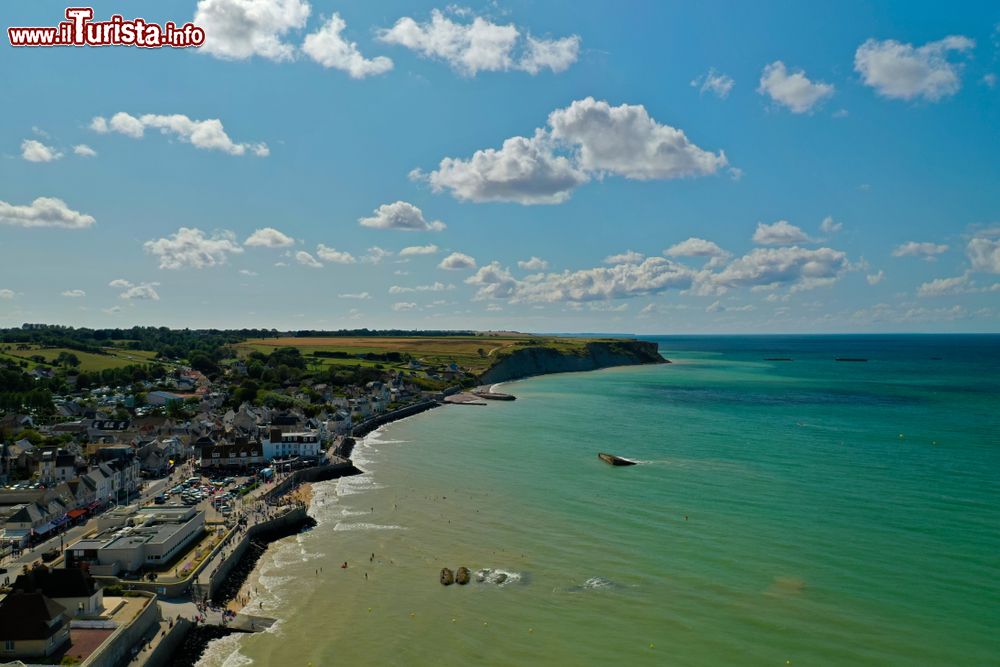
199, 335, 1000, 667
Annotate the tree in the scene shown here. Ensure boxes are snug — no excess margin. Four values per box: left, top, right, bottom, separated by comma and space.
166, 400, 187, 419
234, 381, 259, 405
55, 351, 80, 368
189, 353, 218, 375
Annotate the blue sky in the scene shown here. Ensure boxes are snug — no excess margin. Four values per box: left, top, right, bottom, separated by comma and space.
1, 0, 998, 333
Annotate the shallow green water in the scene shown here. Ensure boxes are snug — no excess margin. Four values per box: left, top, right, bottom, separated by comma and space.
199, 335, 1000, 666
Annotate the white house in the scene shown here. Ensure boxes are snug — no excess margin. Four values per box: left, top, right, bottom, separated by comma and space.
262, 429, 322, 461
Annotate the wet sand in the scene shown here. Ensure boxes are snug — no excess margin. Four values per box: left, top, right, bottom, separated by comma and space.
225, 559, 264, 613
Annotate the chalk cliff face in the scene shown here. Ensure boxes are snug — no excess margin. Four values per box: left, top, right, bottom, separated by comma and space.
478, 340, 667, 384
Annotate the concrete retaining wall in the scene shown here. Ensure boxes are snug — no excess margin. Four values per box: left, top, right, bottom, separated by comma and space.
81, 592, 160, 667
351, 400, 439, 438
141, 617, 193, 667
206, 506, 309, 599
263, 461, 359, 502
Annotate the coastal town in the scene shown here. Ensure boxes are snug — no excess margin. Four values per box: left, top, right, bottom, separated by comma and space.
0, 326, 476, 665
0, 325, 657, 665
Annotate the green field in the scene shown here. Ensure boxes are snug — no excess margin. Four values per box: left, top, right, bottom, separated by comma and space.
0, 344, 160, 372
236, 335, 595, 375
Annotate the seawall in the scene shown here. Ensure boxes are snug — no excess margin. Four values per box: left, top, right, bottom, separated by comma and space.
350, 399, 440, 438
208, 505, 314, 604
80, 591, 160, 667
479, 340, 666, 385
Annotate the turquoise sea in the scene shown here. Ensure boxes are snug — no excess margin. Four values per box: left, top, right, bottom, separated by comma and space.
199, 335, 1000, 667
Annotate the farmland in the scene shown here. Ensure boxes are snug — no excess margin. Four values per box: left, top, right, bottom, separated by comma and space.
0, 344, 161, 372
236, 335, 596, 376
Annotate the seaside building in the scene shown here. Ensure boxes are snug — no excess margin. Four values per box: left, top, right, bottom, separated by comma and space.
11, 567, 105, 617
198, 439, 265, 471
65, 505, 205, 575
0, 592, 71, 660
261, 429, 322, 461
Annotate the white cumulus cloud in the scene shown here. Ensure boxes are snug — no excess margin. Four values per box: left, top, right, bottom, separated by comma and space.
21, 139, 62, 162
418, 131, 588, 205
854, 36, 974, 101
61, 289, 86, 297
338, 292, 371, 299
303, 14, 393, 78
705, 246, 849, 292
0, 289, 15, 300
358, 201, 445, 231
917, 273, 971, 297
316, 244, 357, 264
665, 237, 731, 268
820, 216, 842, 234
194, 0, 311, 61
90, 112, 268, 156
73, 144, 97, 157
753, 221, 813, 246
399, 244, 439, 256
144, 227, 244, 269
295, 250, 323, 268
438, 252, 477, 270
419, 97, 726, 205
378, 9, 579, 76
691, 68, 734, 99
361, 246, 393, 264
389, 282, 452, 294
465, 256, 695, 303
967, 235, 1000, 273
109, 279, 160, 301
603, 250, 645, 265
517, 256, 549, 270
519, 34, 580, 74
757, 61, 835, 113
245, 227, 295, 247
548, 97, 728, 180
0, 197, 95, 229
892, 241, 949, 259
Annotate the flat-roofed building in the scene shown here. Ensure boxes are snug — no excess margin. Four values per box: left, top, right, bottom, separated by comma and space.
66, 505, 205, 575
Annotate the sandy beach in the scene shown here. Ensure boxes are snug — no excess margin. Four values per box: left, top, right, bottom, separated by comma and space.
289, 481, 313, 506
224, 560, 264, 613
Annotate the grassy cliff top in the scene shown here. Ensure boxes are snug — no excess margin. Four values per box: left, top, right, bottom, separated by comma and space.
236, 334, 626, 376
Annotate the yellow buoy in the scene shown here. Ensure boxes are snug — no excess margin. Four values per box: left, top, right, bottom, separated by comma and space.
528, 628, 533, 634
368, 607, 372, 613
452, 618, 457, 623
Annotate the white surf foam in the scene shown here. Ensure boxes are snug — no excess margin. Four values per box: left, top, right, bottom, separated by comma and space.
195, 632, 253, 667
333, 522, 406, 532
582, 576, 614, 590
475, 568, 523, 586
